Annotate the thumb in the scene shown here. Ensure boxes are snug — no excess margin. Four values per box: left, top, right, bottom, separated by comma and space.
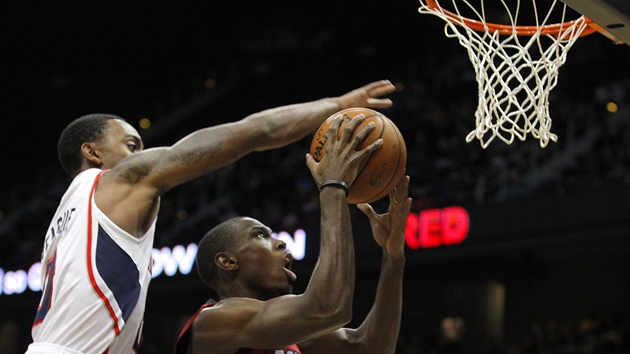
305, 153, 316, 171
357, 203, 376, 219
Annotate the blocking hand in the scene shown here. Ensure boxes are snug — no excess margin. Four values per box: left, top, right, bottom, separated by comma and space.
335, 80, 396, 110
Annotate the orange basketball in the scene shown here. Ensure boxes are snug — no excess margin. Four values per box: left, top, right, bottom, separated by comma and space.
310, 108, 407, 204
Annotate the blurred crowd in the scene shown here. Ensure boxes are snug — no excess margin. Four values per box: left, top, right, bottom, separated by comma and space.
396, 312, 629, 353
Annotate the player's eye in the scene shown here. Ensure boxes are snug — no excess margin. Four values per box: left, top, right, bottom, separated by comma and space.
127, 143, 138, 152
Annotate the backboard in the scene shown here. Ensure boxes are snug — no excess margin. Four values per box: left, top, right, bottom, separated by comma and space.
562, 0, 630, 44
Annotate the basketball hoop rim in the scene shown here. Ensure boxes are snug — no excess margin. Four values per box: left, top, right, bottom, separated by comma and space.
422, 0, 598, 37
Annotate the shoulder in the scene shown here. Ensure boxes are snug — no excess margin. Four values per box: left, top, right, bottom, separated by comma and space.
73, 168, 104, 182
194, 295, 300, 332
198, 298, 261, 316
62, 168, 105, 197
193, 297, 265, 331
176, 300, 218, 354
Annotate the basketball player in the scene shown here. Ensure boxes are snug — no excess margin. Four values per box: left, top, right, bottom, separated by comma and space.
25, 80, 396, 354
175, 115, 411, 354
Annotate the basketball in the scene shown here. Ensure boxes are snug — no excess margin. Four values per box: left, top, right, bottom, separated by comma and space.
310, 108, 407, 204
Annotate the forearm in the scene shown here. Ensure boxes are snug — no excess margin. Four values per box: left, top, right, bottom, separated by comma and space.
303, 187, 355, 324
244, 98, 341, 151
230, 78, 397, 152
140, 99, 340, 192
354, 254, 405, 354
117, 80, 393, 193
166, 97, 340, 169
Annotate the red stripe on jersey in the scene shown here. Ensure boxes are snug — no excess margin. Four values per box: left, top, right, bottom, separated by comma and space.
86, 170, 121, 335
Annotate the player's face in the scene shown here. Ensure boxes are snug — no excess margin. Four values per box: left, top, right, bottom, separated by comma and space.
231, 217, 296, 300
97, 119, 144, 169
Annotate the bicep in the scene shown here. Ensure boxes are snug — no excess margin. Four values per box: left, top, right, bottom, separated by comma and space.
94, 164, 162, 236
140, 122, 263, 192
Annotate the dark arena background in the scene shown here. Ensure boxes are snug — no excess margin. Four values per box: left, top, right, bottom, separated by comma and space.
2, 1, 630, 353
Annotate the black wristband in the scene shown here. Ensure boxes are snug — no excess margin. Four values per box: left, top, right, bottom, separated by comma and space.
318, 179, 350, 196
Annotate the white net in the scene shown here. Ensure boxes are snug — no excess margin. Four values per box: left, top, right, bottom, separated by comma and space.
418, 0, 590, 148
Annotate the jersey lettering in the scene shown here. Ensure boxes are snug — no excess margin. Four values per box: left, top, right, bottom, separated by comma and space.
33, 253, 56, 326
42, 207, 76, 260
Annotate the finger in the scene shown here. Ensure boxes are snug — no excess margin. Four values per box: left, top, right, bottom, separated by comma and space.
356, 138, 383, 158
403, 197, 413, 211
390, 175, 411, 209
365, 98, 394, 108
305, 153, 318, 174
324, 114, 344, 152
399, 176, 413, 211
391, 174, 408, 196
389, 186, 399, 204
397, 175, 410, 196
348, 121, 376, 149
362, 80, 394, 94
367, 84, 395, 98
339, 114, 366, 143
357, 203, 376, 219
353, 139, 383, 173
327, 114, 344, 138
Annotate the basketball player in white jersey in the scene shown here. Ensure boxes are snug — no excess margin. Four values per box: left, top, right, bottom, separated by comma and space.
25, 80, 396, 354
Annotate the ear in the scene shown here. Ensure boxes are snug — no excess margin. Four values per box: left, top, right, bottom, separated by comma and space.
215, 252, 239, 271
80, 142, 102, 167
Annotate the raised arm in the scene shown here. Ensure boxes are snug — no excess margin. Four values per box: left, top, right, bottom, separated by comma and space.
300, 175, 411, 354
95, 81, 395, 236
189, 115, 384, 353
114, 80, 395, 193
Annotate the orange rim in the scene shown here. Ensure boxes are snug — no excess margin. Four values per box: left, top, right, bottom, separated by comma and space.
424, 0, 598, 37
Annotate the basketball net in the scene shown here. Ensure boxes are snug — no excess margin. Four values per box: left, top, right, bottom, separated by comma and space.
418, 0, 594, 148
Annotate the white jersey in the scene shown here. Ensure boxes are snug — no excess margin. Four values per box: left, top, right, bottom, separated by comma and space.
27, 168, 156, 354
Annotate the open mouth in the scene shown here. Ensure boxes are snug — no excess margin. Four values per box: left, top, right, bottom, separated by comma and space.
284, 253, 297, 282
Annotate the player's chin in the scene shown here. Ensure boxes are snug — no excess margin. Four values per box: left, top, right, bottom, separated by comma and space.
280, 283, 293, 296
267, 284, 293, 299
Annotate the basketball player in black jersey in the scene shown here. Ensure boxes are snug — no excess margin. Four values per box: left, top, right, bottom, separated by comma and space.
176, 114, 410, 354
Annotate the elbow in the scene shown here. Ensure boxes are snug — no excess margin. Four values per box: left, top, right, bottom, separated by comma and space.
321, 305, 352, 330
337, 282, 355, 325
317, 292, 354, 328
302, 292, 353, 330
332, 297, 353, 326
339, 307, 353, 327
330, 286, 353, 326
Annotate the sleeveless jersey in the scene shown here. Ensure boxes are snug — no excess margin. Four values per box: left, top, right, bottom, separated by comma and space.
26, 168, 156, 354
175, 300, 302, 354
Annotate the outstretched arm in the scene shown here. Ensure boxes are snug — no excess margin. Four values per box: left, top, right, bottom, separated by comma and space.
96, 81, 395, 236
300, 175, 411, 354
116, 80, 395, 193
